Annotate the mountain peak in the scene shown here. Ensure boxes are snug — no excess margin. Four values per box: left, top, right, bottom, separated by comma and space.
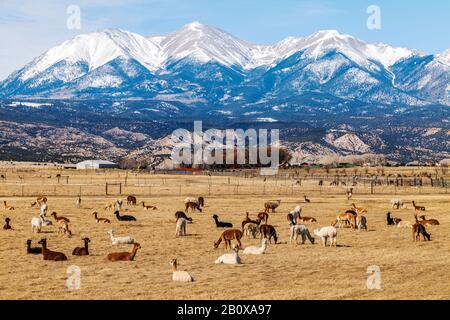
183, 21, 207, 30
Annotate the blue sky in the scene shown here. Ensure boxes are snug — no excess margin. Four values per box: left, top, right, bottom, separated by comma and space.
0, 0, 449, 79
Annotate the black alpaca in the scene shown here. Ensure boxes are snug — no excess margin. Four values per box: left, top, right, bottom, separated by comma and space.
3, 217, 12, 230
26, 240, 42, 254
114, 210, 136, 221
386, 212, 402, 226
212, 214, 233, 228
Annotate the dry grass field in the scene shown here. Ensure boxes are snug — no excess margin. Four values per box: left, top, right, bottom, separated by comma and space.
0, 167, 449, 300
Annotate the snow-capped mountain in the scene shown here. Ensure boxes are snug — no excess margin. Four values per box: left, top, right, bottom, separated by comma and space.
0, 22, 449, 106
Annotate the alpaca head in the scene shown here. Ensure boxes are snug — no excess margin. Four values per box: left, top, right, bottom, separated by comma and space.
133, 243, 142, 250
5, 217, 10, 223
37, 238, 47, 246
114, 211, 120, 216
82, 237, 91, 243
26, 239, 32, 246
212, 214, 218, 219
107, 230, 113, 236
232, 245, 240, 253
170, 258, 177, 268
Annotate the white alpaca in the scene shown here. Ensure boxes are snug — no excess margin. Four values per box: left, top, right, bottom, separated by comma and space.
31, 217, 43, 233
243, 223, 259, 239
290, 206, 302, 223
391, 198, 407, 209
314, 226, 338, 247
114, 200, 123, 211
243, 238, 268, 255
107, 230, 135, 245
175, 218, 187, 237
357, 216, 368, 231
170, 259, 194, 282
40, 203, 48, 217
290, 224, 315, 244
215, 246, 241, 265
76, 197, 81, 208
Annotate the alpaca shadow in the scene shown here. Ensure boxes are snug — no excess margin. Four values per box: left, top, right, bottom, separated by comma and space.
38, 230, 55, 234
183, 234, 202, 238
335, 244, 352, 248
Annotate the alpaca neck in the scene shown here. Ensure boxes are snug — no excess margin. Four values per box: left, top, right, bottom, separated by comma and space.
172, 264, 177, 273
84, 242, 89, 254
130, 246, 139, 260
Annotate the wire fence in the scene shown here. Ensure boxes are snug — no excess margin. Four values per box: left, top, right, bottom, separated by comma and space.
0, 170, 448, 197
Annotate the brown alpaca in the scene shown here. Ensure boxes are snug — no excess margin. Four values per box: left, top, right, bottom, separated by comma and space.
174, 211, 193, 222
51, 212, 70, 223
259, 224, 278, 244
3, 201, 14, 211
38, 238, 67, 261
185, 201, 202, 213
92, 211, 111, 224
141, 202, 157, 210
264, 200, 281, 213
332, 212, 357, 229
413, 214, 431, 241
3, 217, 12, 230
127, 195, 137, 205
412, 201, 425, 211
418, 215, 440, 226
107, 243, 141, 261
31, 196, 47, 207
56, 219, 72, 236
214, 229, 243, 249
351, 203, 367, 215
297, 216, 318, 224
72, 238, 91, 256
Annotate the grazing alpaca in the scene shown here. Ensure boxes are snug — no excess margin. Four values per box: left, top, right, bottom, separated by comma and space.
386, 212, 402, 226
214, 229, 243, 249
391, 198, 407, 209
3, 201, 14, 211
332, 212, 357, 229
185, 197, 205, 208
303, 195, 310, 203
290, 224, 315, 244
51, 212, 70, 223
259, 224, 278, 244
3, 217, 12, 230
141, 202, 157, 210
174, 211, 193, 223
243, 238, 269, 255
418, 215, 440, 226
356, 216, 368, 231
264, 200, 281, 213
92, 211, 111, 224
314, 226, 338, 247
215, 245, 241, 265
185, 201, 202, 213
127, 195, 137, 205
107, 243, 141, 262
107, 230, 134, 245
212, 214, 233, 228
26, 240, 42, 254
412, 201, 426, 211
72, 238, 90, 256
38, 238, 67, 261
114, 210, 136, 221
175, 218, 187, 237
257, 212, 269, 224
170, 259, 194, 282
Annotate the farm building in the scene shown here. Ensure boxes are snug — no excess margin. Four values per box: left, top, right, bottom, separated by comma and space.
76, 160, 118, 170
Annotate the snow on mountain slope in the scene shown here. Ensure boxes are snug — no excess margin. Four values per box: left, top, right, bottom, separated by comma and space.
0, 22, 448, 106
20, 29, 161, 82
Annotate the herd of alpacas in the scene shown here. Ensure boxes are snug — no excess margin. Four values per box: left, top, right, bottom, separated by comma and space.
1, 193, 441, 283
